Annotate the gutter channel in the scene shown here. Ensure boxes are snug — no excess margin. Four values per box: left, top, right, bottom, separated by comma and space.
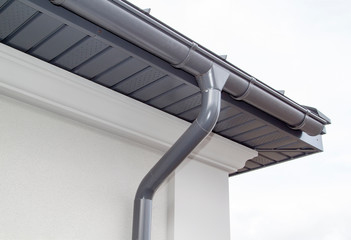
49, 0, 329, 137
49, 1, 330, 239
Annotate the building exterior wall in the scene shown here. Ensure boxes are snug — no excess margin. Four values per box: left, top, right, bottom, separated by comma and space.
0, 94, 169, 239
170, 160, 231, 240
0, 43, 257, 239
0, 94, 235, 240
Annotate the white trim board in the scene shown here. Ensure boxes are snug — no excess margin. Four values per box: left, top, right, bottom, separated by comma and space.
0, 43, 257, 173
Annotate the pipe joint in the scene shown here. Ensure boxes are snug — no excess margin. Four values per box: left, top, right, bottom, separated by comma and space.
172, 42, 199, 68
231, 76, 256, 100
290, 109, 311, 130
172, 42, 213, 76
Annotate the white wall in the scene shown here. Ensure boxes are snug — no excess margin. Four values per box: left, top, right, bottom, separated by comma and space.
0, 43, 257, 239
0, 94, 168, 239
170, 160, 231, 240
0, 93, 232, 240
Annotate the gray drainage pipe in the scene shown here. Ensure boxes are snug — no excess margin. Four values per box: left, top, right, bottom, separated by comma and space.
47, 0, 326, 238
49, 1, 230, 239
132, 64, 229, 240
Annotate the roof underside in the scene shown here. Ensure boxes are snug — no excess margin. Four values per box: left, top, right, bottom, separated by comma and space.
0, 0, 324, 175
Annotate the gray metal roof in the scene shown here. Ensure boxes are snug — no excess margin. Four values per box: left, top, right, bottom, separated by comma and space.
0, 0, 329, 175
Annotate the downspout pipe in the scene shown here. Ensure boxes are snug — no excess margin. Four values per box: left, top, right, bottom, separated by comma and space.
132, 64, 229, 240
46, 1, 327, 239
50, 0, 330, 136
49, 2, 230, 239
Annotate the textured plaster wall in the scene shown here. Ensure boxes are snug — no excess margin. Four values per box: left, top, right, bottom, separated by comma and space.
0, 94, 168, 239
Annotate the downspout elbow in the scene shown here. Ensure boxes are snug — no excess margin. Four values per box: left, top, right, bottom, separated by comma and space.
132, 64, 229, 240
134, 86, 222, 201
195, 88, 222, 133
195, 64, 230, 132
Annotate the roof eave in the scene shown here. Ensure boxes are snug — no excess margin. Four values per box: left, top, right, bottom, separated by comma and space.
50, 0, 329, 137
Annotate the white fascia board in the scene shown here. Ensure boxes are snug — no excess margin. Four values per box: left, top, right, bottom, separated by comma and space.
0, 43, 257, 173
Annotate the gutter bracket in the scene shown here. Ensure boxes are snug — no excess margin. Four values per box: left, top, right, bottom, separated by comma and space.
132, 63, 229, 240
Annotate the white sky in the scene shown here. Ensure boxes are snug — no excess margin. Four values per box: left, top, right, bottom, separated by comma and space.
132, 0, 350, 239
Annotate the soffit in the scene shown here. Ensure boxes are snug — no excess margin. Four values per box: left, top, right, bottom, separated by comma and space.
0, 0, 323, 175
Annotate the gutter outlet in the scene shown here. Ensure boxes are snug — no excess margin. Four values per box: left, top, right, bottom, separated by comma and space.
47, 0, 330, 238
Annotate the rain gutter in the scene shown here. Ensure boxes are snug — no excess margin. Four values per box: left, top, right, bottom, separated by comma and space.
49, 1, 330, 240
51, 0, 330, 137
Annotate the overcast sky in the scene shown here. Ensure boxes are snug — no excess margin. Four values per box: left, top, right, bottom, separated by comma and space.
132, 0, 350, 239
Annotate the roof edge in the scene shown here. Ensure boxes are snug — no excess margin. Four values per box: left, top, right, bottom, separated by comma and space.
49, 0, 329, 136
